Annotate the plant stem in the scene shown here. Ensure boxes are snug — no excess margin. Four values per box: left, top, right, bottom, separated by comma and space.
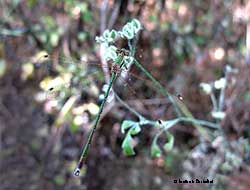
115, 91, 218, 130
114, 92, 156, 126
133, 59, 181, 116
114, 92, 142, 119
133, 59, 212, 140
210, 91, 218, 111
74, 72, 116, 176
176, 117, 219, 129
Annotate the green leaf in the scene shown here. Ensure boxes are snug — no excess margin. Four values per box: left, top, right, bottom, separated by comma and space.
131, 19, 141, 33
151, 138, 162, 158
163, 132, 174, 152
123, 31, 133, 39
103, 29, 110, 38
130, 124, 141, 135
121, 120, 135, 133
110, 29, 118, 39
122, 24, 135, 39
122, 133, 135, 156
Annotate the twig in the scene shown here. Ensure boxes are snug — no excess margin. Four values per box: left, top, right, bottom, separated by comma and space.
16, 4, 45, 49
108, 0, 121, 29
210, 91, 218, 111
100, 0, 110, 84
114, 91, 219, 130
42, 95, 79, 156
133, 59, 213, 140
114, 92, 143, 120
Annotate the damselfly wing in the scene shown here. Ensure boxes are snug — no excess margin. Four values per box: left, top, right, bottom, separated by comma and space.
35, 52, 147, 99
35, 51, 181, 117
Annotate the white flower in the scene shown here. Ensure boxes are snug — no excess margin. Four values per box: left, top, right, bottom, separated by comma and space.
214, 78, 226, 89
211, 111, 226, 120
200, 83, 212, 94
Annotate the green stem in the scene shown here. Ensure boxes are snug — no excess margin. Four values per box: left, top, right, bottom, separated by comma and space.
74, 72, 116, 176
133, 59, 212, 140
210, 91, 218, 111
133, 59, 181, 116
176, 117, 219, 129
115, 91, 218, 130
114, 92, 142, 119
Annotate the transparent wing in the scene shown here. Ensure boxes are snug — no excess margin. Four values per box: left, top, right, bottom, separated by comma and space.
35, 53, 182, 120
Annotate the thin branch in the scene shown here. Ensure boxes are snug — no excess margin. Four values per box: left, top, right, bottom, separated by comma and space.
100, 0, 110, 84
108, 0, 121, 29
210, 91, 218, 111
114, 92, 145, 120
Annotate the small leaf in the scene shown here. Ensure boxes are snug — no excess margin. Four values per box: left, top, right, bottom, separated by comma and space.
151, 138, 162, 158
110, 29, 118, 39
122, 133, 135, 156
122, 24, 134, 39
121, 120, 135, 133
103, 29, 110, 38
131, 19, 141, 33
123, 31, 134, 39
164, 132, 174, 152
130, 124, 141, 135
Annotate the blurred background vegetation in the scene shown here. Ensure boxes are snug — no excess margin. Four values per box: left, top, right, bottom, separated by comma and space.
0, 0, 250, 190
